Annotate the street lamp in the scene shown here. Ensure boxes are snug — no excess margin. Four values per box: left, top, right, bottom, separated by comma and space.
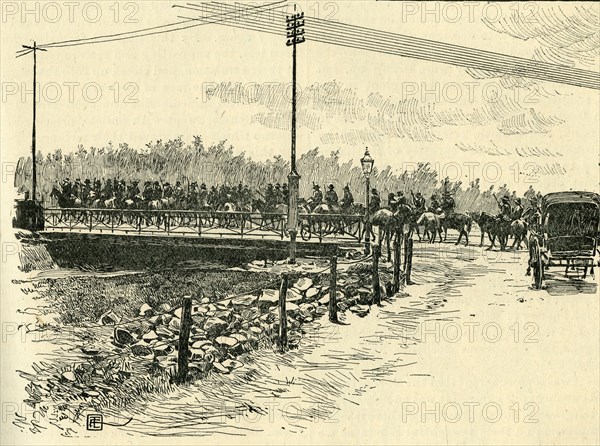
361, 148, 374, 255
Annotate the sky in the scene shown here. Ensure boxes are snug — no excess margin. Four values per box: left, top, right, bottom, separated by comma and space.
1, 1, 599, 194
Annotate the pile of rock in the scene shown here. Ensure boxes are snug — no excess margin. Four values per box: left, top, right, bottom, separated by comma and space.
106, 263, 395, 376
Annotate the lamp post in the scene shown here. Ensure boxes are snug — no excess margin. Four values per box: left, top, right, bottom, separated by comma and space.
361, 148, 374, 255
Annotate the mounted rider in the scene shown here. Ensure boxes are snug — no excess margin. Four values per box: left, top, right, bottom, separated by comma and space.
387, 193, 398, 212
429, 194, 440, 213
61, 178, 72, 198
282, 183, 289, 204
498, 195, 512, 222
396, 191, 408, 207
173, 181, 185, 206
103, 179, 114, 199
307, 184, 323, 211
265, 184, 277, 209
369, 188, 381, 214
199, 183, 208, 207
163, 182, 174, 199
152, 181, 163, 200
411, 191, 426, 213
274, 183, 285, 205
325, 184, 339, 208
512, 198, 524, 220
208, 186, 219, 207
189, 182, 200, 208
142, 181, 153, 201
441, 191, 455, 215
340, 185, 354, 210
82, 179, 93, 205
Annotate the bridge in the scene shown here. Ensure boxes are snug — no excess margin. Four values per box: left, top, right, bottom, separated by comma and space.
39, 207, 367, 246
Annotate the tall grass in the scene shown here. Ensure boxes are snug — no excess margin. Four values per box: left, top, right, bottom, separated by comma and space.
14, 136, 539, 214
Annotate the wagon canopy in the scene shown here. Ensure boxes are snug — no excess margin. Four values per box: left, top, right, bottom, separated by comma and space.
542, 191, 600, 210
542, 191, 600, 251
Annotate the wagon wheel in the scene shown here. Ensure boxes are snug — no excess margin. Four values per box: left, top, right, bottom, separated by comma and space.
530, 238, 544, 289
300, 223, 312, 241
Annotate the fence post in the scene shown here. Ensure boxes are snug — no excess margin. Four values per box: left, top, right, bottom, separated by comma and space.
278, 274, 289, 352
405, 236, 413, 285
176, 295, 193, 384
372, 244, 381, 306
393, 229, 402, 293
329, 249, 338, 323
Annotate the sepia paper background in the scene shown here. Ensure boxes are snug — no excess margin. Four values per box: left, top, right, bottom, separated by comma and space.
1, 1, 599, 444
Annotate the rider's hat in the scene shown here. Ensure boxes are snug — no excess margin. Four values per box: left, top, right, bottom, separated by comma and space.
502, 196, 510, 202
313, 184, 320, 190
344, 185, 350, 190
201, 183, 207, 188
329, 184, 334, 190
371, 188, 378, 194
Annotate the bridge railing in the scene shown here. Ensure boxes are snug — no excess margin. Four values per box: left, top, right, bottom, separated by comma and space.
42, 208, 365, 243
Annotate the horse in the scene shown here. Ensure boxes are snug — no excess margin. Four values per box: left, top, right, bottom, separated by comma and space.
416, 212, 443, 243
371, 204, 414, 262
441, 212, 473, 246
509, 219, 528, 250
469, 211, 510, 250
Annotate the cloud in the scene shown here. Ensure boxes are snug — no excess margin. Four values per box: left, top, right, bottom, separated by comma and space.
482, 4, 600, 69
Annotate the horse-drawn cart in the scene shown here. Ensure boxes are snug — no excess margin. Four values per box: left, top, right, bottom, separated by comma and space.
528, 191, 600, 289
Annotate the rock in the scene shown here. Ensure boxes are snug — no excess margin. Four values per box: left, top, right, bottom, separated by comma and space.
216, 309, 233, 321
305, 287, 319, 299
299, 303, 316, 320
294, 277, 313, 291
259, 289, 279, 308
191, 340, 212, 349
200, 297, 210, 304
203, 317, 227, 337
173, 308, 182, 319
158, 303, 172, 313
318, 290, 344, 306
156, 326, 175, 339
114, 327, 136, 347
61, 371, 76, 382
218, 300, 231, 309
249, 326, 263, 335
212, 362, 230, 374
131, 344, 153, 357
221, 359, 244, 370
161, 314, 173, 326
231, 294, 257, 307
148, 315, 161, 325
154, 344, 174, 356
315, 305, 328, 316
169, 317, 181, 332
215, 336, 239, 348
230, 333, 247, 344
286, 303, 300, 313
98, 310, 120, 325
139, 303, 153, 317
188, 348, 205, 361
350, 305, 370, 317
241, 307, 260, 321
142, 330, 159, 341
193, 305, 210, 316
287, 288, 303, 302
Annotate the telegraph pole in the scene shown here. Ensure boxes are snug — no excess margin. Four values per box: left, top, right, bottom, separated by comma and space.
286, 7, 305, 264
20, 42, 47, 202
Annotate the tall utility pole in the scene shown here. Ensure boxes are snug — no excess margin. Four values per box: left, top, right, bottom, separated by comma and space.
20, 42, 47, 202
286, 8, 305, 264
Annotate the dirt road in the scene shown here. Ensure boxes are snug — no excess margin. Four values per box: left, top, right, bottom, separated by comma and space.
110, 239, 598, 445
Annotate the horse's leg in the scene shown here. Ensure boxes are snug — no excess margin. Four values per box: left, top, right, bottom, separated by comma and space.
386, 229, 392, 263
455, 229, 462, 246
